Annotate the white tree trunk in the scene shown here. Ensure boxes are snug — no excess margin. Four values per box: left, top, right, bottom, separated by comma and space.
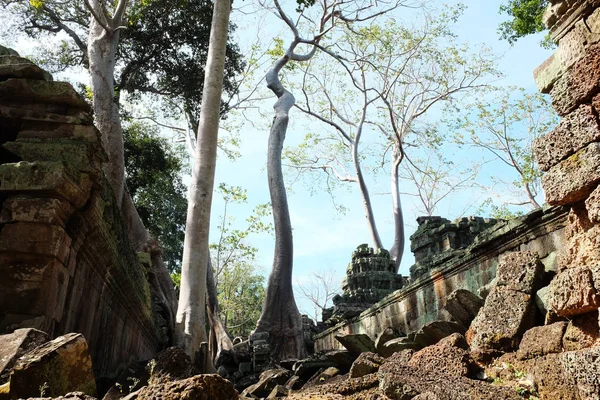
175, 0, 231, 363
389, 150, 405, 272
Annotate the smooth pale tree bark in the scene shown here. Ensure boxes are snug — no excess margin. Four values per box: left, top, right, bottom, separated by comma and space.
206, 260, 233, 363
389, 148, 405, 272
175, 0, 231, 363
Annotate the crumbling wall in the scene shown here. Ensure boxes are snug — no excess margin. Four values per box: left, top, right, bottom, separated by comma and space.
0, 48, 171, 379
314, 206, 567, 352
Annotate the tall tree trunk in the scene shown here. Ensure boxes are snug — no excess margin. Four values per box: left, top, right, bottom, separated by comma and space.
255, 54, 307, 361
207, 259, 233, 363
87, 3, 125, 203
389, 150, 405, 272
175, 0, 231, 364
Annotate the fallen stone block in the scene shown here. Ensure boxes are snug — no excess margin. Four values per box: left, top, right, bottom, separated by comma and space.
379, 337, 421, 358
148, 346, 195, 385
349, 352, 383, 378
443, 289, 484, 328
413, 320, 466, 348
560, 347, 600, 400
132, 374, 238, 400
408, 340, 478, 378
517, 322, 568, 360
547, 266, 600, 317
585, 185, 600, 223
563, 311, 600, 351
242, 368, 290, 399
542, 142, 600, 205
334, 333, 375, 356
374, 327, 403, 354
0, 328, 48, 384
496, 251, 545, 294
9, 333, 96, 398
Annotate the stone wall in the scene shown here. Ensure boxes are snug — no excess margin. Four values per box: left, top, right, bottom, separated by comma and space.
314, 206, 568, 351
0, 49, 171, 380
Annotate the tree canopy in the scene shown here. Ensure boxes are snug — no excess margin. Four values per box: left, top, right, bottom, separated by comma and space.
498, 0, 551, 47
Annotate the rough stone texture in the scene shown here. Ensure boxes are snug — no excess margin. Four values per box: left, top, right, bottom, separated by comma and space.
534, 53, 564, 94
542, 142, 600, 205
0, 56, 175, 382
585, 185, 600, 223
0, 328, 48, 384
408, 341, 478, 378
378, 363, 521, 400
315, 207, 567, 353
437, 333, 468, 350
467, 287, 536, 361
413, 320, 465, 348
0, 56, 52, 81
495, 251, 544, 294
534, 104, 600, 171
349, 352, 383, 378
374, 327, 402, 354
148, 347, 195, 385
379, 337, 421, 357
443, 289, 484, 328
291, 374, 380, 400
334, 333, 375, 357
242, 368, 290, 399
560, 347, 600, 400
547, 266, 600, 317
381, 349, 415, 366
132, 374, 239, 400
8, 333, 96, 398
516, 322, 568, 360
558, 224, 600, 271
562, 311, 600, 351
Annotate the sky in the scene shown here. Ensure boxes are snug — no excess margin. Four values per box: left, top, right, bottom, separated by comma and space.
2, 0, 555, 321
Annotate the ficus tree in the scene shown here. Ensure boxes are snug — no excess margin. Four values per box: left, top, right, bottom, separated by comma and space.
498, 0, 551, 47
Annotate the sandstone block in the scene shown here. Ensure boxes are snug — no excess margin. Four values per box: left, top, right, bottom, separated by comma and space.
542, 142, 600, 205
516, 321, 568, 360
443, 289, 484, 328
558, 19, 600, 71
560, 347, 600, 400
467, 287, 536, 361
0, 197, 74, 227
242, 368, 290, 399
558, 224, 600, 270
408, 341, 478, 378
0, 328, 48, 384
534, 104, 600, 171
0, 56, 51, 81
0, 79, 89, 111
349, 352, 383, 378
374, 327, 402, 355
551, 43, 600, 116
534, 52, 563, 94
9, 333, 96, 398
563, 311, 600, 351
379, 337, 421, 357
585, 185, 600, 223
134, 374, 238, 400
496, 251, 544, 294
0, 162, 92, 208
3, 141, 106, 173
547, 266, 600, 317
334, 333, 375, 356
17, 124, 100, 143
0, 222, 71, 263
413, 320, 465, 348
0, 105, 91, 126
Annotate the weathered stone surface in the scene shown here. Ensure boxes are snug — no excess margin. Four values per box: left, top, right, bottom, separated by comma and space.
413, 320, 465, 348
0, 222, 71, 263
534, 104, 600, 171
0, 162, 92, 208
322, 350, 355, 371
559, 224, 600, 271
0, 56, 51, 81
563, 311, 600, 351
586, 185, 600, 223
516, 322, 568, 360
0, 79, 89, 111
3, 141, 106, 173
551, 43, 600, 116
374, 327, 402, 355
29, 392, 96, 400
9, 333, 96, 398
560, 347, 600, 400
534, 52, 563, 94
0, 197, 74, 227
379, 337, 421, 358
443, 289, 484, 328
266, 384, 290, 399
334, 333, 375, 356
349, 352, 383, 378
133, 374, 238, 400
557, 19, 600, 71
290, 374, 380, 400
378, 362, 520, 400
467, 287, 536, 361
408, 341, 478, 378
293, 359, 338, 380
148, 347, 195, 385
547, 266, 600, 317
0, 45, 18, 56
542, 142, 600, 205
0, 104, 91, 126
0, 328, 48, 384
496, 251, 544, 294
242, 368, 290, 398
437, 333, 468, 350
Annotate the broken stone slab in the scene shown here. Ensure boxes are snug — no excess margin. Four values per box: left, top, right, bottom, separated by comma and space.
534, 52, 563, 94
563, 311, 600, 351
374, 327, 403, 354
534, 104, 600, 171
0, 162, 92, 208
9, 333, 96, 398
585, 185, 600, 223
558, 224, 600, 271
379, 337, 422, 358
542, 142, 600, 205
242, 368, 290, 399
560, 347, 600, 400
130, 374, 239, 400
407, 340, 479, 378
266, 384, 289, 399
292, 359, 338, 380
334, 333, 375, 356
467, 287, 537, 361
322, 350, 355, 371
349, 352, 383, 378
496, 251, 544, 294
547, 266, 600, 317
0, 328, 48, 384
443, 289, 484, 328
0, 55, 52, 81
517, 322, 568, 360
413, 320, 466, 348
535, 285, 551, 316
0, 79, 89, 112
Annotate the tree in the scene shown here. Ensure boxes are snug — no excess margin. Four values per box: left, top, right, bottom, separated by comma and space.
123, 122, 188, 272
448, 86, 558, 215
295, 268, 339, 322
255, 0, 404, 361
175, 0, 232, 364
498, 0, 551, 47
289, 8, 497, 271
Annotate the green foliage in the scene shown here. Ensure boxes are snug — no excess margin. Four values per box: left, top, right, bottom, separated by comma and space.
498, 0, 553, 48
123, 121, 188, 272
211, 184, 272, 337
